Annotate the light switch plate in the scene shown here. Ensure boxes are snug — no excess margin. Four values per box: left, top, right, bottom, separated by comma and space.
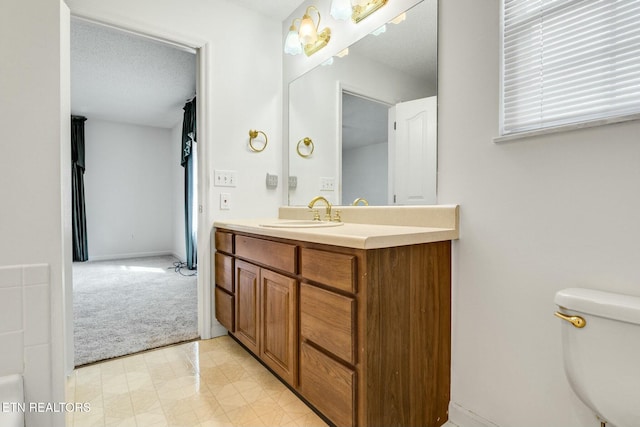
214, 170, 237, 187
320, 177, 335, 191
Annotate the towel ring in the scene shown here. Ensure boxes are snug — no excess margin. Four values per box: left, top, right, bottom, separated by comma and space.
296, 137, 314, 158
248, 130, 268, 152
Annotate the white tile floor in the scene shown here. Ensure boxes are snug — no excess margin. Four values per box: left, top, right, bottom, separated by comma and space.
65, 336, 328, 427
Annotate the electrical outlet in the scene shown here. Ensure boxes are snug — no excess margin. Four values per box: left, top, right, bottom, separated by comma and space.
266, 173, 278, 189
288, 176, 298, 189
220, 193, 230, 210
214, 170, 237, 187
320, 177, 335, 191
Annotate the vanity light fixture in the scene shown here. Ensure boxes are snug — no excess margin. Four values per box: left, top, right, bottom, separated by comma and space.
352, 0, 389, 23
330, 0, 353, 21
390, 12, 407, 25
284, 18, 303, 55
283, 6, 331, 57
371, 24, 386, 36
321, 57, 334, 66
299, 6, 331, 56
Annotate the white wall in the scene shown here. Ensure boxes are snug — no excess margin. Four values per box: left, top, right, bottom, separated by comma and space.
0, 0, 69, 424
84, 119, 175, 260
438, 1, 640, 426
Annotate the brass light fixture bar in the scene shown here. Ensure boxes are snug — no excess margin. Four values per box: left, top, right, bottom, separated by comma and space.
304, 28, 331, 56
352, 0, 389, 23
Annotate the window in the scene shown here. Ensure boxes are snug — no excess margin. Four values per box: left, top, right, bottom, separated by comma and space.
501, 0, 640, 136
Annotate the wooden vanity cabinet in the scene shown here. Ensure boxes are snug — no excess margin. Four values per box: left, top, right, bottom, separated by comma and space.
214, 228, 451, 427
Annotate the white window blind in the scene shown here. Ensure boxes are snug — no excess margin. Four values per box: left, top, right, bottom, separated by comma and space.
502, 0, 640, 135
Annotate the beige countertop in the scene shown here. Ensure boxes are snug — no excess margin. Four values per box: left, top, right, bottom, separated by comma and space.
213, 205, 459, 249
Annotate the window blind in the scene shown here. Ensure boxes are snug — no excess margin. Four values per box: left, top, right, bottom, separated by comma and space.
502, 0, 640, 135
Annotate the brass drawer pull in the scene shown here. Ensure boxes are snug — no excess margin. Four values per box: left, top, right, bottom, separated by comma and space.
554, 311, 586, 328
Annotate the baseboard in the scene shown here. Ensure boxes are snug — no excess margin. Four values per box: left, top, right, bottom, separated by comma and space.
448, 402, 500, 427
210, 323, 228, 338
88, 251, 175, 261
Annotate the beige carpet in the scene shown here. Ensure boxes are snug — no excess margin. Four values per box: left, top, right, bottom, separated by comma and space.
73, 255, 198, 366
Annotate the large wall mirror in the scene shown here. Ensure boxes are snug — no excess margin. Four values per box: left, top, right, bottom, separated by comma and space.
288, 0, 437, 206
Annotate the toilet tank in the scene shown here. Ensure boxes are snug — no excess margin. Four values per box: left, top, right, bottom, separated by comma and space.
555, 288, 640, 427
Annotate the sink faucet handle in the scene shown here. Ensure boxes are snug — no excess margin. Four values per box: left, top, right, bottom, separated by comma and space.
310, 209, 321, 221
332, 210, 342, 222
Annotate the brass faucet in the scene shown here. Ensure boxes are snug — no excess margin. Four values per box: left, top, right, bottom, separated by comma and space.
308, 196, 332, 221
352, 197, 369, 206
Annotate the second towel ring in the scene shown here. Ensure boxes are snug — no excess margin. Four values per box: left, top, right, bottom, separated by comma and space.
296, 137, 314, 158
249, 130, 268, 152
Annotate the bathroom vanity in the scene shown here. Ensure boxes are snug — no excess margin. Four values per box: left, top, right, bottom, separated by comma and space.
213, 205, 458, 427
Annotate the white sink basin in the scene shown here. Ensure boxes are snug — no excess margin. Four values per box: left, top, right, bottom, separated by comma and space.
259, 220, 344, 228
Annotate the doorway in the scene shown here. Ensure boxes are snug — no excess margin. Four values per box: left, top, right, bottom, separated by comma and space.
341, 91, 391, 206
65, 18, 211, 370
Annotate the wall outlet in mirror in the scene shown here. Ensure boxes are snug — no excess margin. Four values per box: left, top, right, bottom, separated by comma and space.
320, 177, 335, 191
288, 176, 297, 189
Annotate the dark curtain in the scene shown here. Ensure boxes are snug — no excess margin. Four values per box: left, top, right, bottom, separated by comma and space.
181, 98, 197, 270
71, 116, 89, 262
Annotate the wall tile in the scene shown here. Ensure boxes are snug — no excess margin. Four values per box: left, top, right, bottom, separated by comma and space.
0, 332, 24, 376
22, 264, 49, 286
24, 285, 50, 346
0, 265, 21, 288
0, 288, 23, 334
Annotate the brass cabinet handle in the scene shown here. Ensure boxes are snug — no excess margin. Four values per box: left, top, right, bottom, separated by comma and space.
554, 311, 586, 328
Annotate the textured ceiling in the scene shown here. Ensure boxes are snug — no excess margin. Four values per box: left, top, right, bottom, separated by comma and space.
232, 0, 305, 21
71, 19, 196, 129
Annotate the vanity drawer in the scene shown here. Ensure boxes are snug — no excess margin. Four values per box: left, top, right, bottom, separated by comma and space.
300, 283, 356, 364
299, 341, 355, 427
215, 230, 234, 254
300, 248, 356, 293
215, 287, 234, 332
236, 235, 297, 274
215, 253, 234, 293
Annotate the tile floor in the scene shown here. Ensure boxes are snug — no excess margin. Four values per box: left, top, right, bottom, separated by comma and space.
65, 336, 328, 427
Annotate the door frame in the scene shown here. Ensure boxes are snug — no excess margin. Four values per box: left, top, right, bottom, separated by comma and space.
64, 13, 213, 373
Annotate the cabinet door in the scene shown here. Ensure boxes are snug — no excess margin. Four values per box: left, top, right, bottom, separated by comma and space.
260, 269, 297, 386
214, 287, 234, 332
235, 260, 260, 354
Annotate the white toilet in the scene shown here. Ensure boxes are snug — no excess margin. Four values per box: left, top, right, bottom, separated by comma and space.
555, 288, 640, 427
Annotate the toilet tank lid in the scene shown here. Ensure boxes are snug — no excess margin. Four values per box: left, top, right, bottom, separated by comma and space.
555, 288, 640, 325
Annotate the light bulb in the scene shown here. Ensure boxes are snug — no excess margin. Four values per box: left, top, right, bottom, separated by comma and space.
330, 0, 352, 21
298, 13, 318, 45
284, 28, 302, 55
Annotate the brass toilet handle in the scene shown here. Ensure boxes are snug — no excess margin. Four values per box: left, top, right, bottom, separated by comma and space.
554, 311, 586, 328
